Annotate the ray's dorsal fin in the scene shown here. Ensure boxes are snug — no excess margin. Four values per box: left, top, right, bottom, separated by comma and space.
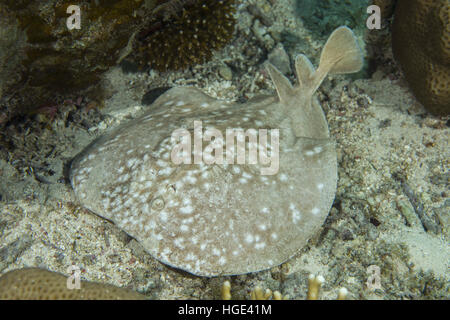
294, 54, 315, 89
265, 62, 294, 103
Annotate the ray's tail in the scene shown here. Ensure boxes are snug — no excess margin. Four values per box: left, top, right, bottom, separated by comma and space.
266, 26, 363, 103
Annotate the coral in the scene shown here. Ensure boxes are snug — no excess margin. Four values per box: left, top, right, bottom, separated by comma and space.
221, 280, 286, 300
306, 274, 324, 300
0, 0, 153, 120
221, 274, 347, 300
0, 268, 145, 300
392, 0, 450, 116
132, 0, 236, 71
221, 280, 232, 300
250, 286, 287, 300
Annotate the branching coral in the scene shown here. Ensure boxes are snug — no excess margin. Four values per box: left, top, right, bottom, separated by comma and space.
306, 274, 324, 300
221, 274, 348, 300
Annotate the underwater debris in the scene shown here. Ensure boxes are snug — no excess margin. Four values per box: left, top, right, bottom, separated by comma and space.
250, 286, 287, 300
133, 0, 236, 71
0, 236, 33, 273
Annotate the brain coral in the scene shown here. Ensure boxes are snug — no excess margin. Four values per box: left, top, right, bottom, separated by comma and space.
392, 0, 450, 116
0, 268, 145, 300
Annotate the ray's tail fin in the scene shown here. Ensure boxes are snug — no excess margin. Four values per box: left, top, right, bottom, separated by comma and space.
310, 26, 364, 93
266, 26, 363, 103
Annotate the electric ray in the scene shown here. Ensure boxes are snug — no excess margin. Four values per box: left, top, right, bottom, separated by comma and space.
70, 26, 363, 276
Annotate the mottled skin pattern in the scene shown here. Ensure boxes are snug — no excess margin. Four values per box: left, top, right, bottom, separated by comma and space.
70, 27, 363, 276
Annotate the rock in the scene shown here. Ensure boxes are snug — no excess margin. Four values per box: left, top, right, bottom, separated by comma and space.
268, 43, 292, 75
218, 66, 233, 81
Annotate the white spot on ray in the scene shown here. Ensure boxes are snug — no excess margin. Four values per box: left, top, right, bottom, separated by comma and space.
180, 206, 194, 214
290, 203, 301, 223
255, 242, 266, 249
